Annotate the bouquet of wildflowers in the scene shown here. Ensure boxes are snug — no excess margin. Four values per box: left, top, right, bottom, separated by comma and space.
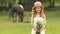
36, 21, 42, 34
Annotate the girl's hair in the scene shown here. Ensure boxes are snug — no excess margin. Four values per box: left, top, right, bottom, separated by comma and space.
32, 6, 44, 18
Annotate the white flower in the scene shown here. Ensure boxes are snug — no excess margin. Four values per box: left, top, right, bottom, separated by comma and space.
37, 18, 45, 24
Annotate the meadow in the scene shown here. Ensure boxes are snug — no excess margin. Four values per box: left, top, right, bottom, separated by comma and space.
0, 10, 60, 34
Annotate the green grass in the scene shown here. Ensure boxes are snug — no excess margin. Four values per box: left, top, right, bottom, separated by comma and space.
0, 11, 60, 34
45, 11, 60, 34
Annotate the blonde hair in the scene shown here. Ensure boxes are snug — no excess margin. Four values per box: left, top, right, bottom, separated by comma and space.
32, 6, 44, 18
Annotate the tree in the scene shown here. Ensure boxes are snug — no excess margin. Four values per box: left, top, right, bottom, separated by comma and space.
49, 0, 55, 8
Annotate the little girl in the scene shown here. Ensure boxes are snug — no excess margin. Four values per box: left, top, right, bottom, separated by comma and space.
31, 1, 46, 34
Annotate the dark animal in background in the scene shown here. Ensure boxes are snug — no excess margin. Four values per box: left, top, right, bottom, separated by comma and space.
9, 4, 24, 22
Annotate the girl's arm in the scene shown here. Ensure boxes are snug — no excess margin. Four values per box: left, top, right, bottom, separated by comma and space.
31, 15, 37, 31
42, 14, 47, 30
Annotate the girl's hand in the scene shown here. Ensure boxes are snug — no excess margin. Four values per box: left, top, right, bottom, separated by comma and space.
36, 29, 41, 32
34, 27, 37, 31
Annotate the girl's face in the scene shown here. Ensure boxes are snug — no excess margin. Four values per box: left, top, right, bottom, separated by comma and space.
35, 6, 42, 13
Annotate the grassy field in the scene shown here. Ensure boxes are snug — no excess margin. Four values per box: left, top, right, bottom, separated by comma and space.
0, 11, 60, 34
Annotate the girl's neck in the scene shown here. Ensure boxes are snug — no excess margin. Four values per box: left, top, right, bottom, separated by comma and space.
36, 13, 40, 15
35, 13, 40, 18
36, 12, 40, 14
36, 13, 40, 14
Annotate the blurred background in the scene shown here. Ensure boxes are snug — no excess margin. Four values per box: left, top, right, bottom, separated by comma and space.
0, 0, 60, 34
0, 0, 60, 11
